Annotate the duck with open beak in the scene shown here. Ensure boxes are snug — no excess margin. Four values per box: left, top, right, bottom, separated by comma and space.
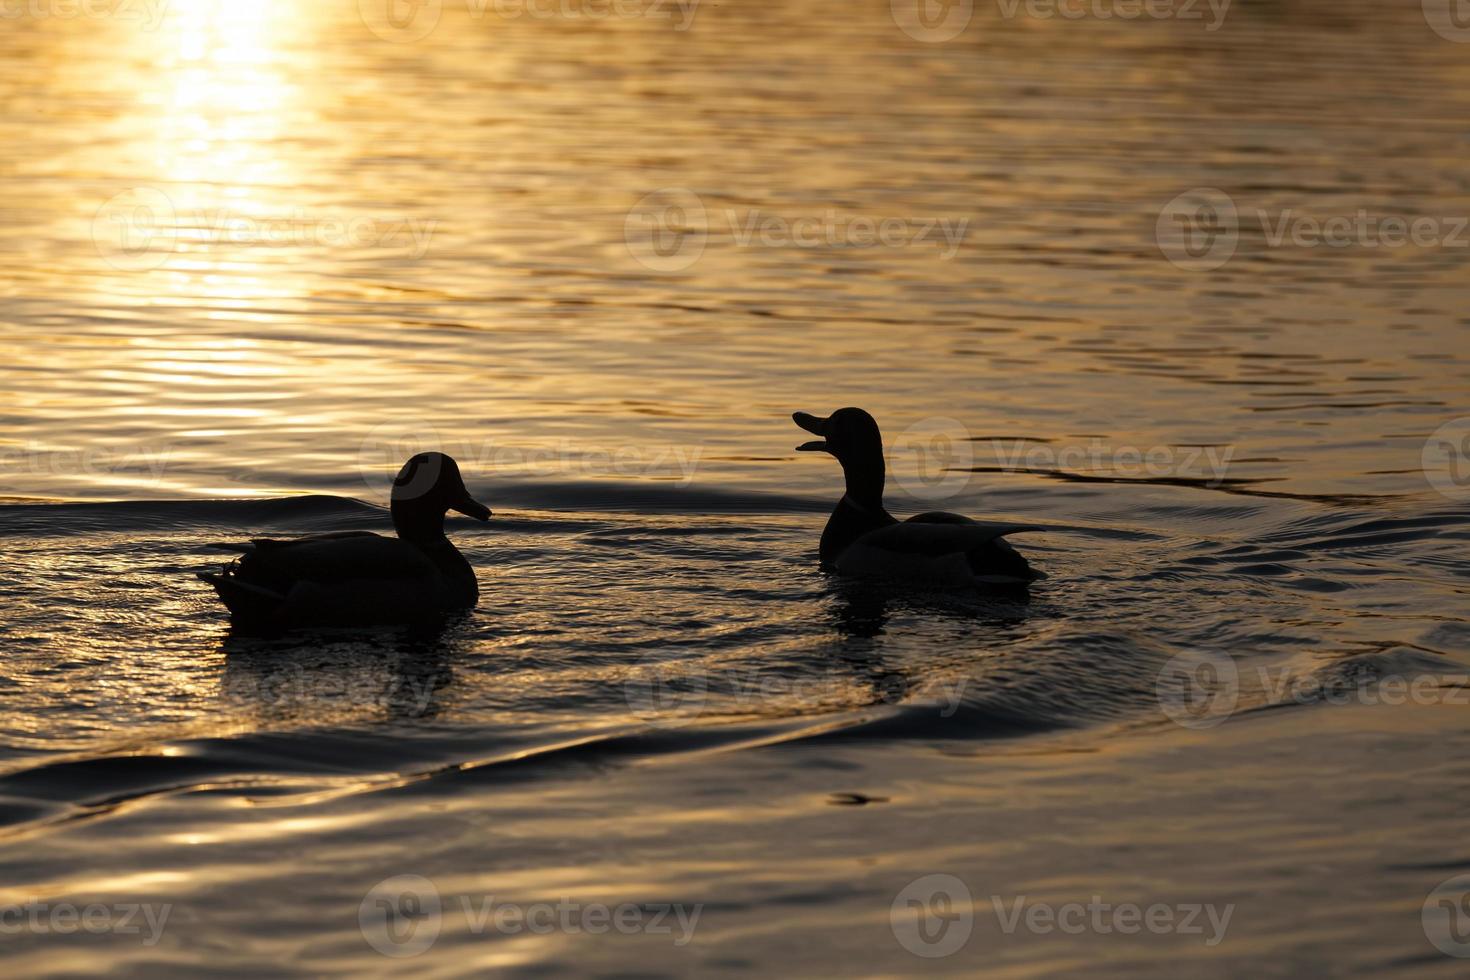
791, 408, 1043, 587
793, 411, 831, 453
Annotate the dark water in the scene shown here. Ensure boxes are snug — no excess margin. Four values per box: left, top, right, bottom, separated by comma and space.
4, 489, 1469, 763
2, 0, 1470, 974
2, 483, 1468, 974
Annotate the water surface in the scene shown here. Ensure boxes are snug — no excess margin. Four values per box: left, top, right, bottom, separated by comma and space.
2, 0, 1469, 974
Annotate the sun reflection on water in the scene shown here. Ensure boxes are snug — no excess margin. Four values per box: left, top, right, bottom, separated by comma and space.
133, 0, 306, 291
51, 0, 343, 489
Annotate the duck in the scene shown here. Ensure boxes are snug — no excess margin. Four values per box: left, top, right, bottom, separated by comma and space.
793, 408, 1042, 587
198, 452, 491, 630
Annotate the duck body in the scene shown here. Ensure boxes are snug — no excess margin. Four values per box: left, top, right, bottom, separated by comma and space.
198, 453, 490, 631
795, 409, 1042, 587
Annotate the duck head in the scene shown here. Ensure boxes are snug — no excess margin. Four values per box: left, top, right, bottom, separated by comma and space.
390, 452, 491, 539
794, 408, 886, 506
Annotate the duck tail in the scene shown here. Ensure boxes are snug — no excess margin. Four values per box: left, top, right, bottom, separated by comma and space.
967, 536, 1044, 584
197, 566, 286, 624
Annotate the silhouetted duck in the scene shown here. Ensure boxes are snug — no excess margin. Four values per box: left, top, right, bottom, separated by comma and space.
794, 408, 1042, 586
198, 452, 490, 630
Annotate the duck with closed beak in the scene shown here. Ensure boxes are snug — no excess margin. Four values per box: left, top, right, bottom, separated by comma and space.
793, 408, 1042, 587
198, 452, 491, 630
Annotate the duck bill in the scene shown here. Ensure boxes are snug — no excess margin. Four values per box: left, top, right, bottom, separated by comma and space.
452, 492, 492, 521
792, 411, 830, 452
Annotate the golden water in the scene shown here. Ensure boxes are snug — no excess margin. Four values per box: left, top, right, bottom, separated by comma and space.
2, 0, 1469, 974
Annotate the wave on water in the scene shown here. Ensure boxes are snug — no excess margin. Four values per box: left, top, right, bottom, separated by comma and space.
0, 481, 832, 538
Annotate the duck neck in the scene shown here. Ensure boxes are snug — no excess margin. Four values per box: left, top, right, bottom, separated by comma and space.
840, 454, 886, 513
391, 501, 447, 544
389, 498, 477, 603
819, 455, 893, 563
